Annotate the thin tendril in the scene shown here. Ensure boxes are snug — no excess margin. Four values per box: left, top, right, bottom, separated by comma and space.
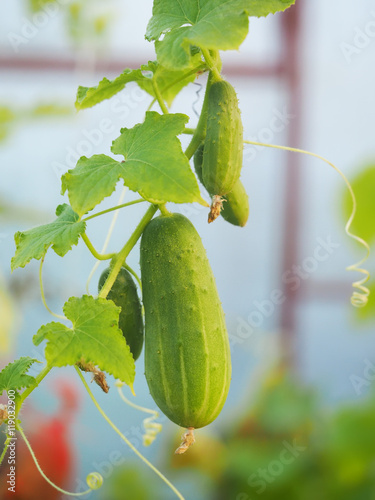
115, 381, 162, 446
86, 187, 128, 295
244, 140, 370, 307
17, 424, 103, 496
75, 367, 185, 500
39, 258, 66, 320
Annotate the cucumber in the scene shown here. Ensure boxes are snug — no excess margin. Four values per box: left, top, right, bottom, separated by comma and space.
140, 213, 231, 429
194, 142, 249, 227
98, 267, 144, 361
221, 181, 249, 227
202, 80, 243, 197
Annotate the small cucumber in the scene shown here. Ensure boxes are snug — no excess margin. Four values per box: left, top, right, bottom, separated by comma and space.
140, 213, 231, 429
98, 267, 144, 361
194, 142, 249, 227
221, 181, 249, 227
202, 80, 243, 197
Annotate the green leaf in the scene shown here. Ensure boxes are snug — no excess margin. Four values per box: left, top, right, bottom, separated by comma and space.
33, 295, 135, 388
343, 164, 375, 244
111, 111, 207, 206
75, 60, 201, 110
75, 68, 147, 110
61, 155, 123, 217
0, 357, 39, 395
146, 0, 296, 69
62, 113, 207, 211
11, 204, 86, 270
247, 0, 297, 17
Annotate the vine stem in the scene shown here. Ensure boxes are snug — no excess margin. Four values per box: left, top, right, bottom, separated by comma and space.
0, 435, 11, 467
244, 139, 370, 307
98, 204, 158, 300
124, 263, 142, 290
182, 127, 196, 135
75, 367, 185, 500
39, 258, 66, 320
200, 48, 221, 82
152, 80, 169, 114
18, 364, 52, 408
86, 187, 128, 295
1, 364, 52, 466
82, 198, 146, 222
17, 424, 102, 496
81, 233, 115, 261
158, 203, 171, 216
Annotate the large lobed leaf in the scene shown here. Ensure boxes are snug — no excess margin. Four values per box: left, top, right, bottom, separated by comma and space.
33, 295, 135, 389
146, 0, 296, 69
62, 112, 207, 215
11, 204, 86, 270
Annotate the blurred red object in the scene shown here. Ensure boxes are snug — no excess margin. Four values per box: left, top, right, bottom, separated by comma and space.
0, 378, 80, 499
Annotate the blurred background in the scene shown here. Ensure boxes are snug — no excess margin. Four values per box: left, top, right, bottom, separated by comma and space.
1, 0, 375, 498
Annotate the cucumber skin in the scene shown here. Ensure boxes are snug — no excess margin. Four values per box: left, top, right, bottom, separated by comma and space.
140, 214, 231, 429
221, 181, 249, 227
194, 143, 249, 227
98, 267, 144, 361
202, 80, 243, 196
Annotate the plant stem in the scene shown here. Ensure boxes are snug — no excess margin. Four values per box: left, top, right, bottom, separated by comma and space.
98, 204, 158, 300
182, 128, 196, 135
158, 203, 171, 216
152, 81, 169, 114
76, 368, 185, 500
0, 435, 11, 467
18, 364, 52, 409
82, 198, 146, 222
184, 71, 214, 160
82, 233, 115, 261
124, 263, 142, 290
200, 48, 222, 82
17, 424, 101, 496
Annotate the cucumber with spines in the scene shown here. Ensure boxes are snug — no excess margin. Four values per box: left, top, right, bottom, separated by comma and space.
140, 213, 231, 429
202, 80, 243, 197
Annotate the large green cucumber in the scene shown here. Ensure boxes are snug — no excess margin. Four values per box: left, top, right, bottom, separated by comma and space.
202, 80, 243, 196
98, 267, 144, 361
140, 213, 231, 429
194, 143, 249, 227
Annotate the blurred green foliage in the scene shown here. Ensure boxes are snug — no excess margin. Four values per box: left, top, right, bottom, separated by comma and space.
26, 0, 112, 46
0, 103, 72, 143
99, 365, 375, 499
